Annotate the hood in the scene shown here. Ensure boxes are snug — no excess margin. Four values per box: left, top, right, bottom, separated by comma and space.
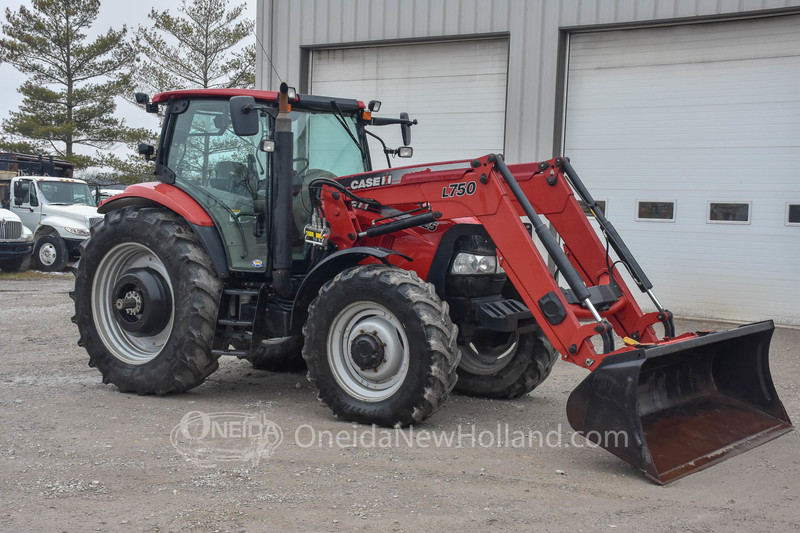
43, 204, 100, 225
0, 208, 22, 223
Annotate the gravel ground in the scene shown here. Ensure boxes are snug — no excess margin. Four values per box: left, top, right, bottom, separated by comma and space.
1, 275, 798, 532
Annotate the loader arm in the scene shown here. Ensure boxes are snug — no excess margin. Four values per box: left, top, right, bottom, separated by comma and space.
319, 153, 667, 370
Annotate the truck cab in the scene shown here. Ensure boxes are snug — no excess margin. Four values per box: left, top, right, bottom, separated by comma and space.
11, 176, 102, 271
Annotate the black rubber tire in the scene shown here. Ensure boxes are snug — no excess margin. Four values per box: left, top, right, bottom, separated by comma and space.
0, 254, 29, 272
455, 330, 558, 399
71, 207, 224, 395
247, 335, 306, 372
303, 264, 460, 427
33, 234, 68, 272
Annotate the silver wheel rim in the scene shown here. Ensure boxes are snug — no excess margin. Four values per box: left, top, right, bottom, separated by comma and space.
327, 301, 410, 402
91, 242, 175, 365
39, 242, 57, 266
459, 332, 519, 375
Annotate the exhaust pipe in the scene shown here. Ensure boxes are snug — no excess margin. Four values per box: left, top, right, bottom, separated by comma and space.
272, 83, 293, 298
567, 320, 792, 484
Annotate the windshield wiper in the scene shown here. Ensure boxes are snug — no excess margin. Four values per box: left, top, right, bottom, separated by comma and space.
331, 101, 367, 163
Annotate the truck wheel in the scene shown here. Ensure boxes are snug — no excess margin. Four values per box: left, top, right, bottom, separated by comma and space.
0, 255, 30, 272
303, 264, 460, 427
455, 330, 558, 399
71, 207, 223, 394
247, 336, 306, 372
33, 234, 68, 271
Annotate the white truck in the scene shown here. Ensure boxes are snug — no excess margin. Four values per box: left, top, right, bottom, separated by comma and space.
0, 207, 34, 272
9, 176, 102, 271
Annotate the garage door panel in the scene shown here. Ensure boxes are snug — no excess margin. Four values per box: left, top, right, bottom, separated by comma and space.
312, 39, 508, 168
569, 17, 800, 69
565, 15, 800, 324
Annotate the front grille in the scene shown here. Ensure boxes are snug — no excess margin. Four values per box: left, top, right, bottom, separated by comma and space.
0, 220, 22, 240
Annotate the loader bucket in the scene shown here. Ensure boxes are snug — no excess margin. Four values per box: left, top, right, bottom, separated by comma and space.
566, 320, 792, 484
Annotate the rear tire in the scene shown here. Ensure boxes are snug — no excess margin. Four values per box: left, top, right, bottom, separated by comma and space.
455, 330, 557, 399
33, 234, 68, 272
303, 264, 460, 427
71, 207, 224, 394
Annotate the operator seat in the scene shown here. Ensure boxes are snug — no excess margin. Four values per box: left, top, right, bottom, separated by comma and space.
212, 161, 250, 196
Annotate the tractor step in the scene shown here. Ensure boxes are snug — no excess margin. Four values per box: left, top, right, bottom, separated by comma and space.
212, 349, 249, 357
218, 318, 253, 327
224, 288, 260, 297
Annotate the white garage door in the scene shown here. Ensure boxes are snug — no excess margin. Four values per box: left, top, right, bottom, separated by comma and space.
564, 15, 800, 325
310, 38, 508, 168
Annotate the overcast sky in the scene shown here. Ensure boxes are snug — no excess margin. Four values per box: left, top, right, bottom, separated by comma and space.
0, 0, 257, 161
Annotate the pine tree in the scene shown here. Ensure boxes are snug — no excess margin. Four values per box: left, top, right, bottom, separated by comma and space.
136, 0, 255, 94
0, 0, 151, 170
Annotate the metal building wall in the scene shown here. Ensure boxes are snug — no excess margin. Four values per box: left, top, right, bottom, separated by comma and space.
256, 0, 800, 162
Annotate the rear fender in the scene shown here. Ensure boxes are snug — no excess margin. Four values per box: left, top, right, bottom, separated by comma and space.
290, 247, 411, 333
97, 182, 229, 277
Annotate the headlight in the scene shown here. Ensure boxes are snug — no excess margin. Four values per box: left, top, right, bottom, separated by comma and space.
450, 252, 505, 275
23, 226, 33, 242
64, 226, 90, 237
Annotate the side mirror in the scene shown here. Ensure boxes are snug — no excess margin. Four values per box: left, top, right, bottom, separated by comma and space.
400, 112, 411, 146
138, 143, 156, 161
230, 96, 259, 136
14, 196, 22, 207
134, 92, 150, 105
397, 147, 413, 158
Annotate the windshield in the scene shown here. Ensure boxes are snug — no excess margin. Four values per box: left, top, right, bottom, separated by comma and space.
37, 181, 96, 206
291, 110, 366, 177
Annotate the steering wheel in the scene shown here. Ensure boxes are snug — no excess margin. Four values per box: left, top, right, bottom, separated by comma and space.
293, 157, 310, 175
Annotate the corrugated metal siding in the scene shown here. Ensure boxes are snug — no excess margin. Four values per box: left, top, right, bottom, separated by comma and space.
564, 15, 800, 324
258, 0, 800, 162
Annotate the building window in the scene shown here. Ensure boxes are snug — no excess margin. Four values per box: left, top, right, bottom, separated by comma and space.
708, 202, 750, 224
636, 200, 675, 222
787, 203, 800, 226
577, 199, 605, 217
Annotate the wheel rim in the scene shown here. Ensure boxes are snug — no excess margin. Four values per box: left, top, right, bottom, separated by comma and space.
39, 242, 57, 266
91, 242, 175, 365
327, 301, 410, 402
459, 331, 519, 375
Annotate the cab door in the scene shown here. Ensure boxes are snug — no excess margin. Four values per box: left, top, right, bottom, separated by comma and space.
11, 179, 41, 232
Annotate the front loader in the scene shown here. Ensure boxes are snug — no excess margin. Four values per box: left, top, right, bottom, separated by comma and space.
72, 84, 792, 483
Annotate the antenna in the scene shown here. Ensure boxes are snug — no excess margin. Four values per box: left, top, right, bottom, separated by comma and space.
253, 12, 284, 88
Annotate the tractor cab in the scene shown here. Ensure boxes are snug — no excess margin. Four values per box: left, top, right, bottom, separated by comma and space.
141, 88, 413, 275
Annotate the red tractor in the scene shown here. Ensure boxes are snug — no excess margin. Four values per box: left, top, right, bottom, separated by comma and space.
72, 84, 791, 483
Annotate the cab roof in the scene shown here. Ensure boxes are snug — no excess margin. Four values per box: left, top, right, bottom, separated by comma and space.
152, 88, 365, 113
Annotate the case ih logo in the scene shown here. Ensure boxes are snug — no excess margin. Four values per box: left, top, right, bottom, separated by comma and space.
170, 411, 283, 467
349, 173, 393, 190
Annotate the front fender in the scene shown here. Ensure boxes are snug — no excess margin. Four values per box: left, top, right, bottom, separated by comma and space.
35, 217, 89, 240
290, 247, 411, 333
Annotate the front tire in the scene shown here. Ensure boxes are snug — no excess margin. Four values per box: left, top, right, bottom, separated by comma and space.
33, 234, 68, 271
303, 265, 460, 427
455, 330, 558, 399
71, 207, 223, 394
